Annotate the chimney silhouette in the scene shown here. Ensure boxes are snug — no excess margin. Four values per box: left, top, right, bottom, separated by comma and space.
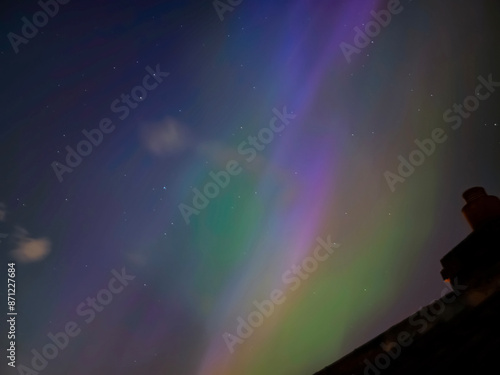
461, 187, 500, 231
314, 187, 500, 375
440, 187, 500, 289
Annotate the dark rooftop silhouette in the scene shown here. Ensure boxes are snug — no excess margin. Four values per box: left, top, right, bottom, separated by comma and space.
313, 187, 500, 375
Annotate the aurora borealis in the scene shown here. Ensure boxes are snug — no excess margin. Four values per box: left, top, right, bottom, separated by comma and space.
1, 1, 500, 374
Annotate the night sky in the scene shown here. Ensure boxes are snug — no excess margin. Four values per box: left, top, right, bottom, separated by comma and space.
1, 0, 500, 374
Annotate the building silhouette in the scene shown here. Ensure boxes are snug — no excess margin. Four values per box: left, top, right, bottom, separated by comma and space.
314, 187, 500, 375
